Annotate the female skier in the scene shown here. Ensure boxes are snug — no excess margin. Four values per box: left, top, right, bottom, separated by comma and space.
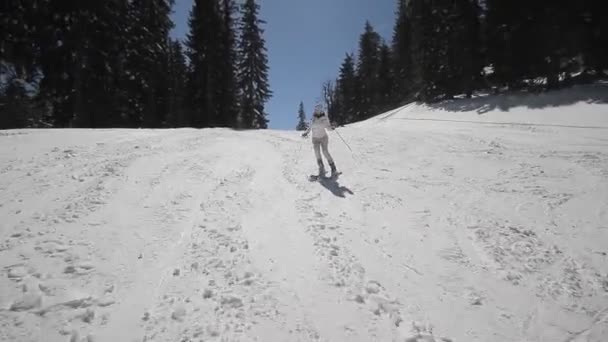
302, 105, 338, 178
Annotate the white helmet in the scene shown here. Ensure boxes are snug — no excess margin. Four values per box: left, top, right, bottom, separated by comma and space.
313, 102, 325, 118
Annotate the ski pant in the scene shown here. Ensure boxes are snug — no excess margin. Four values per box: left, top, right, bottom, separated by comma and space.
312, 135, 334, 167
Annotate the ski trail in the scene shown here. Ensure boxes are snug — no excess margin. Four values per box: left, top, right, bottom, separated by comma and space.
139, 133, 318, 341
0, 131, 191, 342
259, 131, 414, 341
241, 132, 375, 341
566, 307, 608, 342
96, 177, 211, 340
298, 121, 608, 342
348, 119, 608, 341
95, 134, 221, 342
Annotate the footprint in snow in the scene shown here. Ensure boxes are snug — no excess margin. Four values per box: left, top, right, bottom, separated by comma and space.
9, 293, 43, 312
403, 322, 453, 342
221, 296, 244, 309
405, 335, 452, 342
7, 266, 30, 280
171, 305, 186, 322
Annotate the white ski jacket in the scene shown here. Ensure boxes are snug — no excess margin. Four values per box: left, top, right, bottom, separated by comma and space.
306, 114, 333, 139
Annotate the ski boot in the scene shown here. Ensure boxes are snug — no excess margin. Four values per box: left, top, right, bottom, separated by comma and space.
317, 159, 326, 178
329, 161, 338, 178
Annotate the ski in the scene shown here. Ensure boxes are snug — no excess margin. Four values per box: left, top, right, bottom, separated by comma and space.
308, 172, 342, 182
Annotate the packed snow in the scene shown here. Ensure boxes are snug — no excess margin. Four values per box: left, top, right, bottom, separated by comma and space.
1, 84, 608, 342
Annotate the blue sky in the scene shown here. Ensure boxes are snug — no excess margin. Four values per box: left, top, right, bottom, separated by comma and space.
170, 0, 396, 130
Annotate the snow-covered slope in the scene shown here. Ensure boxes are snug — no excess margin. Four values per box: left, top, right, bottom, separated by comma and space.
1, 85, 608, 342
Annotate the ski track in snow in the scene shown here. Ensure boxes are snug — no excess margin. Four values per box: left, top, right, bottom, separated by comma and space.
1, 97, 608, 341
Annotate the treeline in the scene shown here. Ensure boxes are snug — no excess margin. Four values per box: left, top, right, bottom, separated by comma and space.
321, 0, 607, 126
0, 0, 271, 130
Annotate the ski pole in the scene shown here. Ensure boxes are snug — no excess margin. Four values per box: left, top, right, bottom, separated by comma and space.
333, 128, 370, 169
333, 129, 353, 154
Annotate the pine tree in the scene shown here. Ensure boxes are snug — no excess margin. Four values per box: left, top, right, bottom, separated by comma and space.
33, 0, 88, 127
555, 2, 590, 86
0, 0, 40, 128
377, 42, 394, 111
167, 40, 188, 127
444, 0, 482, 97
538, 1, 602, 89
0, 75, 38, 129
0, 0, 38, 83
322, 80, 338, 122
580, 0, 608, 76
355, 21, 382, 120
407, 0, 432, 100
295, 101, 308, 131
536, 2, 571, 89
391, 0, 412, 104
407, 0, 472, 101
484, 0, 543, 90
5, 0, 606, 130
124, 0, 175, 128
425, 0, 452, 100
33, 1, 132, 127
216, 0, 240, 128
328, 79, 343, 125
237, 0, 272, 129
185, 0, 222, 128
1, 0, 147, 128
337, 53, 357, 124
185, 0, 242, 128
